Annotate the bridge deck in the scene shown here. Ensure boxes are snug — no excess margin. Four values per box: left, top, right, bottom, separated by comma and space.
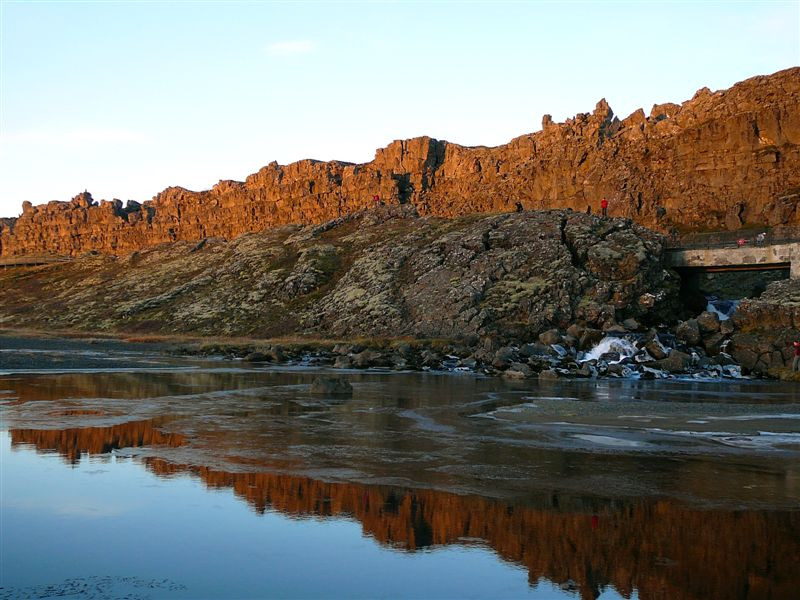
664, 242, 799, 278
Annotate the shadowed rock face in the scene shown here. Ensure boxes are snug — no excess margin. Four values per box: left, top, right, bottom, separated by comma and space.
10, 421, 800, 600
1, 68, 798, 258
731, 278, 800, 375
0, 210, 679, 340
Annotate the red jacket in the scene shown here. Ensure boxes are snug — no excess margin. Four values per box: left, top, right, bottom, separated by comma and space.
601, 199, 609, 209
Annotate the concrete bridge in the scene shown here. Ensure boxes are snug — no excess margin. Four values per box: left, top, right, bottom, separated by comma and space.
665, 241, 799, 278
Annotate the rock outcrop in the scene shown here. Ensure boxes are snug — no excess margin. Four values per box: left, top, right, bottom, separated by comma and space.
1, 67, 798, 258
0, 209, 679, 343
731, 278, 800, 375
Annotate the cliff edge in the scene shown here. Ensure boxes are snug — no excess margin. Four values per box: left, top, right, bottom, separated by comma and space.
1, 67, 798, 257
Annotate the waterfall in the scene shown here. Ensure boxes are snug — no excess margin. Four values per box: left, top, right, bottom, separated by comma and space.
580, 336, 638, 363
706, 297, 739, 321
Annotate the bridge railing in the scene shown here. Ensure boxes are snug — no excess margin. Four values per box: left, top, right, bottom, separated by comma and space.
664, 227, 800, 250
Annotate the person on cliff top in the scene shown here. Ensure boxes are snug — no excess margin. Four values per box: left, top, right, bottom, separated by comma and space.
600, 198, 608, 218
514, 202, 523, 213
373, 194, 381, 205
790, 340, 800, 372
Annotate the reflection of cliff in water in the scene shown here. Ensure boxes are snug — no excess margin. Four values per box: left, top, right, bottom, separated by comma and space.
10, 419, 185, 464
3, 371, 266, 403
10, 422, 800, 600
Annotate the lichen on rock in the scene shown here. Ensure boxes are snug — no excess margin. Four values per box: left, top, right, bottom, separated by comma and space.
0, 209, 679, 344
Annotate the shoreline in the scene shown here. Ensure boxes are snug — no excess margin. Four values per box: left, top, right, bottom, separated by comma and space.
1, 327, 788, 381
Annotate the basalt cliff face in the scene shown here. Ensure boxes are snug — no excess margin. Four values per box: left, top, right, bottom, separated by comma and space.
1, 68, 798, 258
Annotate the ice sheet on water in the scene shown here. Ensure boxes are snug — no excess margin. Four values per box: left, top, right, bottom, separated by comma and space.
572, 434, 646, 448
715, 432, 800, 449
646, 428, 800, 450
703, 413, 800, 421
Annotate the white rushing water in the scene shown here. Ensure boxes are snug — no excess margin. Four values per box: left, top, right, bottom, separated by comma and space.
580, 336, 638, 363
706, 298, 740, 321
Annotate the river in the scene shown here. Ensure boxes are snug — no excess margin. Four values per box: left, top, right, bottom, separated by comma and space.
1, 336, 798, 599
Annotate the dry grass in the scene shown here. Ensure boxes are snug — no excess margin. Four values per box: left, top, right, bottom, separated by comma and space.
0, 326, 458, 352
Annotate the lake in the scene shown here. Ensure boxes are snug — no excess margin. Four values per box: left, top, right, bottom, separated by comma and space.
1, 336, 798, 599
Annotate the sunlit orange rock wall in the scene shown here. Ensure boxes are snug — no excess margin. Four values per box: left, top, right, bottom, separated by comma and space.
1, 68, 798, 257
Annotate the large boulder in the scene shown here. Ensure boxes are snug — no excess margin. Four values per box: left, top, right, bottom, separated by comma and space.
504, 362, 535, 379
645, 336, 670, 360
310, 377, 353, 396
696, 311, 721, 333
654, 350, 692, 373
675, 319, 701, 346
538, 329, 562, 346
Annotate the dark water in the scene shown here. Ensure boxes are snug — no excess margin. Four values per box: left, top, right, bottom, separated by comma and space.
1, 337, 799, 599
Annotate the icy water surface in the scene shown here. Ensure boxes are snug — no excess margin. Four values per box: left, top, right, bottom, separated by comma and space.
1, 336, 799, 599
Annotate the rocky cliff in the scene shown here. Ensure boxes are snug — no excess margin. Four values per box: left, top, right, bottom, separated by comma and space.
0, 209, 678, 343
1, 67, 798, 258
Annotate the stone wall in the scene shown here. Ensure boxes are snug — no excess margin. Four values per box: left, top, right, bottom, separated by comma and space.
1, 67, 799, 257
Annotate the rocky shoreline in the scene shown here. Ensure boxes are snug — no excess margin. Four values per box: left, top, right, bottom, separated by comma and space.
172, 309, 745, 381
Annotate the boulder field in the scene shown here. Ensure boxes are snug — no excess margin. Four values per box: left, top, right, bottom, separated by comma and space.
2, 207, 779, 378
1, 67, 798, 258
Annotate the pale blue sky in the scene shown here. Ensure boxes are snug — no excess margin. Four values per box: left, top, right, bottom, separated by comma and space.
1, 0, 798, 217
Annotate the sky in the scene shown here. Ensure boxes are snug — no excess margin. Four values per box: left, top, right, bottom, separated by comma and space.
0, 0, 798, 218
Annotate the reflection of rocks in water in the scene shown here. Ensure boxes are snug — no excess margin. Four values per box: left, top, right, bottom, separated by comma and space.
7, 419, 800, 599
10, 419, 184, 464
48, 409, 106, 417
145, 457, 799, 600
7, 412, 800, 599
5, 371, 268, 404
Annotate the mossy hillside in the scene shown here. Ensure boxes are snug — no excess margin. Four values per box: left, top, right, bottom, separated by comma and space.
0, 207, 679, 344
